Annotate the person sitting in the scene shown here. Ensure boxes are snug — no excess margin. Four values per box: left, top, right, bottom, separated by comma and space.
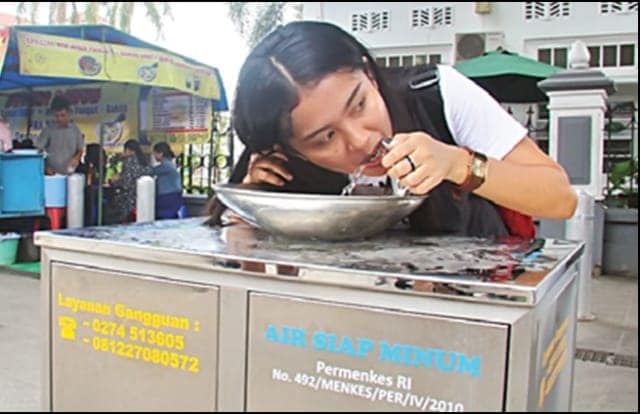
152, 142, 184, 219
111, 139, 152, 222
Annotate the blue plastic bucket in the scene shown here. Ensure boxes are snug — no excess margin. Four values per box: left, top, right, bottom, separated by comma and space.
45, 175, 68, 207
0, 233, 20, 266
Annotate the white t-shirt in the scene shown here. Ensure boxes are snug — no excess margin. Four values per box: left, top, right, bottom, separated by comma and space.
438, 64, 527, 160
353, 65, 527, 186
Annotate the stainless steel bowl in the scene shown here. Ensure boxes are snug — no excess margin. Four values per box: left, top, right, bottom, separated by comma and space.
212, 183, 427, 241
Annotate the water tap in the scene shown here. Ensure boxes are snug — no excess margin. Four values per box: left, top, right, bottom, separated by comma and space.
380, 138, 409, 197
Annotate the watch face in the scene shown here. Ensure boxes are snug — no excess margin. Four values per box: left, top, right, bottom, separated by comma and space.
459, 150, 487, 192
471, 156, 486, 178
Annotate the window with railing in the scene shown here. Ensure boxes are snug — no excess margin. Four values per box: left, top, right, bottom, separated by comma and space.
524, 2, 571, 20
351, 11, 390, 32
537, 47, 568, 68
587, 44, 636, 67
600, 2, 638, 14
375, 53, 443, 68
411, 6, 454, 28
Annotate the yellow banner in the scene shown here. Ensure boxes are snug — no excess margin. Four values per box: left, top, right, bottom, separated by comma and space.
1, 83, 139, 152
144, 88, 213, 147
17, 31, 220, 100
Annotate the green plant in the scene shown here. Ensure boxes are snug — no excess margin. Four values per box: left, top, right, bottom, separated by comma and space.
605, 120, 627, 134
606, 158, 638, 208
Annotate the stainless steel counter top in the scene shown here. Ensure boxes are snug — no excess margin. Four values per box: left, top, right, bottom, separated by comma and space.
35, 218, 583, 306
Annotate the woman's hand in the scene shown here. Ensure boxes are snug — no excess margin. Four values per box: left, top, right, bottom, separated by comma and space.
381, 132, 468, 195
242, 146, 293, 186
220, 208, 248, 226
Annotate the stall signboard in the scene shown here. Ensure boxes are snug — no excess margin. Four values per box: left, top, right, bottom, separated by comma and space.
0, 28, 9, 77
0, 83, 139, 152
143, 88, 213, 148
17, 31, 221, 101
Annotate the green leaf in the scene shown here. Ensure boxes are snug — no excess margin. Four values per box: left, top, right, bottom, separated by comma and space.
226, 2, 300, 47
108, 3, 119, 27
248, 2, 286, 48
605, 121, 627, 134
85, 2, 100, 24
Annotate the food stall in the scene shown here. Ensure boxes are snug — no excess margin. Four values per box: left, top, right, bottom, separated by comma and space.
36, 218, 583, 411
0, 25, 229, 226
0, 25, 228, 146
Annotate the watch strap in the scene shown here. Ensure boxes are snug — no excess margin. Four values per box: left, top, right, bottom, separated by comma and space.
457, 147, 487, 193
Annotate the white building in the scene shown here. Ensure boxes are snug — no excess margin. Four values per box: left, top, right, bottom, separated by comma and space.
303, 2, 638, 158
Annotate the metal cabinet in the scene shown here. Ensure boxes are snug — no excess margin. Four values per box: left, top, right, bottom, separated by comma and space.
246, 293, 509, 412
50, 263, 219, 411
37, 219, 583, 411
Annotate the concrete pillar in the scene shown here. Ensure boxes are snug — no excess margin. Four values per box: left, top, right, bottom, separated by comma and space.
538, 40, 615, 199
538, 41, 616, 321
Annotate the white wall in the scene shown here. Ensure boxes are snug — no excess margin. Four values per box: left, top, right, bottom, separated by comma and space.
303, 2, 638, 84
303, 2, 638, 161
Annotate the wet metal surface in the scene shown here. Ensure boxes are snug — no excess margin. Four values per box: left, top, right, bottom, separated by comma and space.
36, 218, 583, 306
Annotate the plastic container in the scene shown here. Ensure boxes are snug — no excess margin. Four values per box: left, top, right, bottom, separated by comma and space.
0, 152, 45, 218
45, 175, 68, 207
10, 149, 39, 155
0, 233, 20, 266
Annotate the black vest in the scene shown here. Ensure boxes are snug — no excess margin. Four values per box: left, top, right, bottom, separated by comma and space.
226, 66, 507, 237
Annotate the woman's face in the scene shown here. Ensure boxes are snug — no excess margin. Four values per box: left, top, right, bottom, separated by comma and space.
288, 69, 392, 176
153, 151, 163, 162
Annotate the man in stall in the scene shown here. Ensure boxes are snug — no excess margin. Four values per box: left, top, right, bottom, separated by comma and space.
37, 96, 84, 175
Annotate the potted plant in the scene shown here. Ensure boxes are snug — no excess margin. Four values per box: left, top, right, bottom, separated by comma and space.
603, 158, 638, 277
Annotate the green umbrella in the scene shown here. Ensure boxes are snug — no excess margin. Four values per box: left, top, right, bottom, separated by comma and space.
454, 48, 563, 103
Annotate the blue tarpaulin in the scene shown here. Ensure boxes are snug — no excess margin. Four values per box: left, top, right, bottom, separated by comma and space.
0, 24, 228, 111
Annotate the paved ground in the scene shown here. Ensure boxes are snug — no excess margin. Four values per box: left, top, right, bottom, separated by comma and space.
0, 270, 637, 412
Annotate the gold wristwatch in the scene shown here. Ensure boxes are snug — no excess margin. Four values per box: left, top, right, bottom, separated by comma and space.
458, 147, 488, 193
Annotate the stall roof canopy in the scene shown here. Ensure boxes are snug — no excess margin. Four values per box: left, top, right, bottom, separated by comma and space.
0, 24, 228, 110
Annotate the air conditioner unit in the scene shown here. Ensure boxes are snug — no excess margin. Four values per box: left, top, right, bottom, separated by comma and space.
475, 2, 492, 14
454, 32, 504, 62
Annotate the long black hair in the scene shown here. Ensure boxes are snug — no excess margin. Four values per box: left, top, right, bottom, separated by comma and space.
153, 142, 175, 159
205, 21, 415, 224
50, 95, 71, 112
123, 139, 148, 166
232, 20, 405, 154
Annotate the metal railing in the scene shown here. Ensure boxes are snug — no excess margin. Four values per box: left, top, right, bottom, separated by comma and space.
190, 103, 637, 199
604, 103, 637, 205
177, 114, 234, 196
523, 105, 550, 153
604, 102, 637, 171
